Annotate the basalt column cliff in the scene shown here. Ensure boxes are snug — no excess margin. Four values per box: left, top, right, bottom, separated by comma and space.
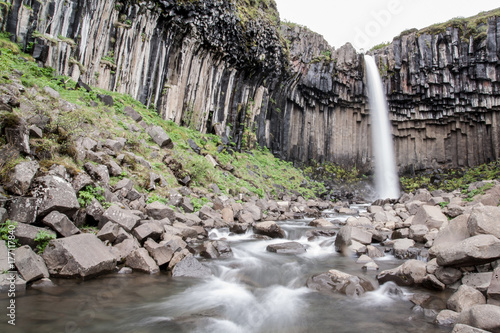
2, 0, 500, 172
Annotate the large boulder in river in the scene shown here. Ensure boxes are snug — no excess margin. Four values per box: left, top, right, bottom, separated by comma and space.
306, 269, 377, 297
32, 175, 80, 219
42, 234, 116, 279
334, 226, 372, 253
254, 221, 286, 238
377, 259, 427, 286
172, 256, 212, 278
468, 205, 500, 239
458, 304, 500, 332
436, 234, 500, 267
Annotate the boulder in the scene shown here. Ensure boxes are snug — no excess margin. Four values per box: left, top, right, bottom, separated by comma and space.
462, 272, 494, 292
132, 222, 163, 242
435, 310, 460, 327
366, 245, 385, 258
14, 245, 49, 282
146, 201, 176, 220
198, 206, 223, 221
110, 238, 140, 262
436, 235, 500, 267
147, 126, 173, 148
413, 205, 448, 229
435, 266, 463, 285
96, 222, 120, 242
42, 211, 80, 237
221, 207, 234, 223
4, 161, 39, 196
488, 267, 500, 306
451, 324, 491, 333
309, 218, 334, 228
102, 205, 140, 232
72, 173, 94, 193
334, 226, 372, 253
172, 256, 212, 278
377, 259, 427, 286
103, 139, 125, 153
5, 117, 30, 154
200, 240, 233, 259
306, 269, 377, 297
458, 304, 500, 332
468, 205, 500, 239
5, 197, 39, 224
346, 216, 372, 228
266, 242, 306, 254
448, 285, 487, 312
254, 221, 286, 238
242, 203, 262, 221
392, 238, 416, 259
84, 163, 110, 184
0, 273, 26, 293
430, 214, 471, 256
14, 224, 56, 249
125, 248, 159, 274
33, 175, 80, 218
42, 234, 116, 279
124, 106, 142, 122
144, 239, 174, 266
409, 224, 429, 243
422, 274, 446, 291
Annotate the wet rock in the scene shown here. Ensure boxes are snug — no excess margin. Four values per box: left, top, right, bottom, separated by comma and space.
448, 285, 487, 312
422, 274, 446, 291
42, 234, 116, 279
14, 245, 49, 282
392, 238, 416, 259
436, 235, 500, 267
436, 310, 460, 327
306, 269, 377, 297
468, 205, 500, 239
102, 205, 141, 232
4, 161, 39, 196
33, 175, 80, 219
125, 248, 159, 274
266, 242, 306, 254
42, 211, 80, 237
0, 273, 26, 292
200, 240, 233, 259
334, 226, 372, 253
172, 256, 212, 278
458, 304, 500, 332
377, 259, 427, 286
309, 218, 334, 228
253, 221, 286, 238
30, 278, 56, 289
366, 245, 385, 258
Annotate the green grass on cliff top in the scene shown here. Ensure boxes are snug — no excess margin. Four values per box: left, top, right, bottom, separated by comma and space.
0, 34, 324, 202
400, 7, 500, 40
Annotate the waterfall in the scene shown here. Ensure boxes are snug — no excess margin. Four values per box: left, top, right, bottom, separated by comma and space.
364, 55, 400, 199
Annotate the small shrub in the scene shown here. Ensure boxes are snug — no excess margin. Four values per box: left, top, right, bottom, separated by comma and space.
34, 230, 56, 253
78, 185, 108, 207
0, 220, 19, 248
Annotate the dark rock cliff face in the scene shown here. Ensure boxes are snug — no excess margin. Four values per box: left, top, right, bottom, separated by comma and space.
2, 0, 500, 172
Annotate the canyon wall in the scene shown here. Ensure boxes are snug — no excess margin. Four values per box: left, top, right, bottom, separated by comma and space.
2, 0, 500, 172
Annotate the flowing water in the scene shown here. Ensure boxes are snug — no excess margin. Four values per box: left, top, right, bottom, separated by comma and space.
364, 55, 400, 199
0, 207, 451, 333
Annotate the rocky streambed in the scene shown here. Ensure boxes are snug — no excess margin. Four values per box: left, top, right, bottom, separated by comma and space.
2, 183, 500, 332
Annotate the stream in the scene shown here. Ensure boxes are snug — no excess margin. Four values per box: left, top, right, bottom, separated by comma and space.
0, 206, 451, 333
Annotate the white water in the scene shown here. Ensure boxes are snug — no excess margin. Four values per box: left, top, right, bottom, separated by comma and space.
364, 55, 400, 199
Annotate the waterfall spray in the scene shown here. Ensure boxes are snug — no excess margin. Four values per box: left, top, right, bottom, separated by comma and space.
364, 55, 400, 199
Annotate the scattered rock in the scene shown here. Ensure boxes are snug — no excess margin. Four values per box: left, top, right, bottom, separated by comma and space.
33, 175, 80, 219
172, 256, 212, 278
42, 211, 80, 237
4, 161, 39, 196
253, 221, 286, 238
147, 126, 173, 148
436, 234, 500, 267
125, 248, 159, 274
377, 259, 427, 286
42, 234, 116, 279
102, 205, 141, 232
448, 285, 487, 312
266, 242, 306, 254
306, 269, 377, 297
14, 245, 49, 282
458, 304, 500, 332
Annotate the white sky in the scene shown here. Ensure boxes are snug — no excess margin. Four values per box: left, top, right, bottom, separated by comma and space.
274, 0, 500, 51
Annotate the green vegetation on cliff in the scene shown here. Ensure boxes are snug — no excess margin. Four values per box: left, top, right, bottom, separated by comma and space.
0, 34, 324, 202
234, 0, 280, 25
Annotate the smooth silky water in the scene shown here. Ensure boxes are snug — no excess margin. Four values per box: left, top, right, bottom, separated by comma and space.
1, 207, 450, 333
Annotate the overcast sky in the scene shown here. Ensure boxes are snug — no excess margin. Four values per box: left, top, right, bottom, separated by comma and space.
274, 0, 500, 51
